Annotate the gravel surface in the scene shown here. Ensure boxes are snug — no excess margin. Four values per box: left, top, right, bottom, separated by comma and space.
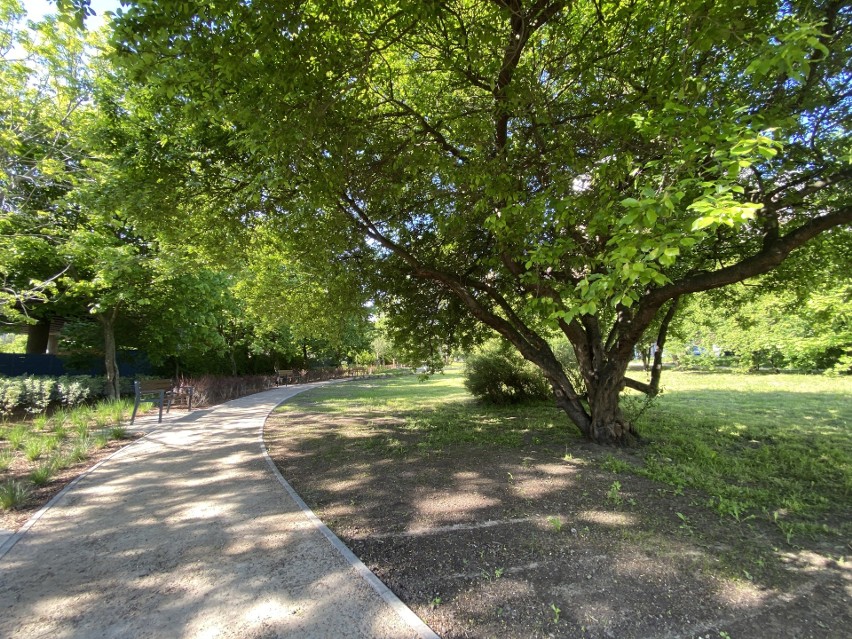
0, 384, 432, 639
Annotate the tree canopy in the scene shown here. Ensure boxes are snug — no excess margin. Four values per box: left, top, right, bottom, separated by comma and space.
0, 1, 375, 394
106, 0, 851, 443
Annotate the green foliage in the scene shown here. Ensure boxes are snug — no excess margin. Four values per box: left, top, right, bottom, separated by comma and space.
0, 377, 24, 416
107, 0, 851, 442
21, 377, 54, 414
0, 448, 11, 471
6, 424, 27, 449
669, 243, 851, 374
0, 480, 29, 510
23, 437, 44, 461
0, 334, 26, 353
56, 376, 92, 407
29, 460, 56, 486
637, 372, 851, 536
464, 341, 551, 404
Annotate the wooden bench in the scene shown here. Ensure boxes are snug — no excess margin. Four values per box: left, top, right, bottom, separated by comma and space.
275, 369, 296, 386
130, 379, 194, 424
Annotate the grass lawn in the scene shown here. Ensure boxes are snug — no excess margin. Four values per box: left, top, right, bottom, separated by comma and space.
271, 367, 850, 637
629, 372, 851, 540
279, 366, 851, 542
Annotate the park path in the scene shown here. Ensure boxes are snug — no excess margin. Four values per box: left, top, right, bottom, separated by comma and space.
0, 383, 437, 639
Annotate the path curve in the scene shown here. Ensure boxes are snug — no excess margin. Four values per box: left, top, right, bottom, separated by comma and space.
0, 383, 437, 639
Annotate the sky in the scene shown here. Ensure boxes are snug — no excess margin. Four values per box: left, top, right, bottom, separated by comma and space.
23, 0, 123, 29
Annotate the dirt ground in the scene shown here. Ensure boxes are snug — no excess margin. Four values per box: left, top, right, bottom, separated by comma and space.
265, 409, 851, 639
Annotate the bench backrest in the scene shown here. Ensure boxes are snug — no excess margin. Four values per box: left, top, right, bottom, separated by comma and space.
135, 379, 174, 395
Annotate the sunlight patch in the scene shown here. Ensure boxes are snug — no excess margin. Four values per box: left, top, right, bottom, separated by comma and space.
578, 510, 637, 526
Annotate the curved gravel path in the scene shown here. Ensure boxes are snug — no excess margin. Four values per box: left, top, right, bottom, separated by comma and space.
0, 383, 437, 639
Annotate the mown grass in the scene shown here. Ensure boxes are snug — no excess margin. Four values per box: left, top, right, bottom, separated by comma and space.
630, 372, 851, 540
278, 368, 579, 450
0, 398, 135, 510
278, 367, 851, 541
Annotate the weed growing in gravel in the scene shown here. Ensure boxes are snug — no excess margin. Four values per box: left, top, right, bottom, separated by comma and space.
550, 603, 561, 624
546, 516, 563, 532
0, 480, 30, 509
606, 481, 623, 505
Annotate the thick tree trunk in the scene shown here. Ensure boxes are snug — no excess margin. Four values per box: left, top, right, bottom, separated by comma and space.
25, 320, 50, 354
586, 371, 638, 445
98, 311, 120, 400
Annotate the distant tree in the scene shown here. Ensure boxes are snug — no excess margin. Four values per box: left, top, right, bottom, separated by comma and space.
0, 2, 92, 325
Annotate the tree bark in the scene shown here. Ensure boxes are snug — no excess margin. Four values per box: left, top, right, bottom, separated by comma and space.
25, 320, 50, 354
98, 309, 120, 400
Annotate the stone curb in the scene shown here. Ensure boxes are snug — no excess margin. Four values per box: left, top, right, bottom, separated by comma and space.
260, 386, 441, 639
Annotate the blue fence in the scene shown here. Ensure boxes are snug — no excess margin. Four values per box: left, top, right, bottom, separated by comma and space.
0, 352, 152, 377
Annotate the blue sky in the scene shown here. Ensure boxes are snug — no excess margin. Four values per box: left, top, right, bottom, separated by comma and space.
23, 0, 123, 28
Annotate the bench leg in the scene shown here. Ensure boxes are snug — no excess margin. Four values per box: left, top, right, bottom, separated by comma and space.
130, 399, 140, 425
158, 390, 165, 423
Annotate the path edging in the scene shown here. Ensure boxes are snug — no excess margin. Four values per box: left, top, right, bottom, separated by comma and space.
260, 388, 441, 639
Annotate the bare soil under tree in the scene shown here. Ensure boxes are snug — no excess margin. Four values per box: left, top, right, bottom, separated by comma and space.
266, 406, 850, 639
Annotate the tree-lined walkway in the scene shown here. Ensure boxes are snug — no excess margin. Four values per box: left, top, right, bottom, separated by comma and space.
0, 384, 435, 639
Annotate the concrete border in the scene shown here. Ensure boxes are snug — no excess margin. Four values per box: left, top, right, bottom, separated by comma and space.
260, 391, 441, 639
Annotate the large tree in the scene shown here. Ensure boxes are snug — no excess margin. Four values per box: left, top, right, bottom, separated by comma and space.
111, 0, 851, 444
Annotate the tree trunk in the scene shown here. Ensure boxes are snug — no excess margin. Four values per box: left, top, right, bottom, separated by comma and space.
25, 320, 50, 354
587, 372, 638, 445
98, 310, 120, 400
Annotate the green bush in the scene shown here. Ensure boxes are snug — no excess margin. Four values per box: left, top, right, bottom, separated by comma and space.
22, 377, 54, 414
0, 378, 24, 416
464, 341, 551, 404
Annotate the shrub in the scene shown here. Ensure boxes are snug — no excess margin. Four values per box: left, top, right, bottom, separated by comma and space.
22, 377, 54, 414
56, 376, 91, 408
0, 378, 24, 416
464, 341, 551, 404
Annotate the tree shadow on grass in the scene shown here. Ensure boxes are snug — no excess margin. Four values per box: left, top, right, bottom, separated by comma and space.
266, 389, 851, 639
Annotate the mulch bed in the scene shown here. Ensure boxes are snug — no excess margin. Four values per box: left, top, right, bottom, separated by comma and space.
0, 434, 142, 533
